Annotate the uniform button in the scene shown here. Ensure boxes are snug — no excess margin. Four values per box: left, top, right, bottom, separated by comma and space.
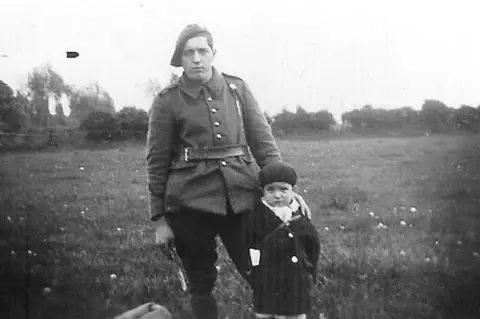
291, 256, 298, 263
288, 233, 294, 238
211, 108, 217, 113
207, 96, 213, 102
214, 121, 220, 127
220, 161, 227, 167
216, 133, 222, 139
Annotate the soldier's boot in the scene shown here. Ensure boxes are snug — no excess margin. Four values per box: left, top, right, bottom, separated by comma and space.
191, 294, 218, 319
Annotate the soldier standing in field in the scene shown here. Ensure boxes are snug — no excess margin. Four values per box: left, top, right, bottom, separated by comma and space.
146, 24, 311, 319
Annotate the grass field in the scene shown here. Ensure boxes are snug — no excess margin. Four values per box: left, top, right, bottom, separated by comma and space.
1, 134, 480, 319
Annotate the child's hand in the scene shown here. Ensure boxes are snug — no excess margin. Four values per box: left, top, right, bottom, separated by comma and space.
293, 192, 312, 220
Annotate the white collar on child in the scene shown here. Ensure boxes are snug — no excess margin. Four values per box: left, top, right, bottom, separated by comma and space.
261, 197, 300, 223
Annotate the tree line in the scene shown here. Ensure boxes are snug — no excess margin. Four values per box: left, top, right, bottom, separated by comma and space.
2, 65, 480, 147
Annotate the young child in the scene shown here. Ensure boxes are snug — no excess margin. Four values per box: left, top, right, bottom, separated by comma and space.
244, 161, 321, 319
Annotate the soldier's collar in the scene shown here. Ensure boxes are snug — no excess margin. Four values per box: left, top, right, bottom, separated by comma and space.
179, 67, 224, 99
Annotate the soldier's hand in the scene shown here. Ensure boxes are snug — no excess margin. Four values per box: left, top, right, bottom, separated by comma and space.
155, 216, 174, 245
293, 192, 312, 220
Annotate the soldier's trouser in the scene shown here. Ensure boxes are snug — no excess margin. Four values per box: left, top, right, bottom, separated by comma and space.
165, 205, 251, 319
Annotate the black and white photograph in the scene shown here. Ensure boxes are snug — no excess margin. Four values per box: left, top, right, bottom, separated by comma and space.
1, 0, 480, 318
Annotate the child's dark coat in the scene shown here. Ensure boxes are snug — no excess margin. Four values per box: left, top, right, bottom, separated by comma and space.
244, 198, 321, 315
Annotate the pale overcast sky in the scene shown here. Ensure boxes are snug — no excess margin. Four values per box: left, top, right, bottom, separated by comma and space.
1, 0, 480, 121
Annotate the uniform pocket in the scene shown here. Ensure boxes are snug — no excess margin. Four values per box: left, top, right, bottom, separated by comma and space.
164, 164, 201, 211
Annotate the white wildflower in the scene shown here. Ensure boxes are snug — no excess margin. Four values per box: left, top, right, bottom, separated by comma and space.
400, 220, 407, 226
457, 240, 462, 245
7, 216, 12, 222
79, 167, 85, 171
369, 212, 375, 217
303, 189, 308, 193
410, 207, 417, 213
43, 287, 52, 294
28, 250, 33, 255
10, 250, 15, 256
339, 225, 345, 230
110, 274, 117, 280
81, 211, 85, 215
473, 252, 479, 258
117, 228, 122, 231
409, 224, 413, 228
324, 227, 329, 231
425, 257, 431, 262
435, 241, 439, 245
400, 250, 406, 256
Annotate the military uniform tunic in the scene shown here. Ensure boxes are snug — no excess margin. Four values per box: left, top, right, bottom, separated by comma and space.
146, 67, 281, 221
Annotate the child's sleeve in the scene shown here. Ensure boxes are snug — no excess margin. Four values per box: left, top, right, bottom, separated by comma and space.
241, 207, 262, 286
302, 220, 321, 282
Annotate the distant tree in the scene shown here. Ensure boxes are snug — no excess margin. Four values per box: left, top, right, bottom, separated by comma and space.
80, 110, 119, 141
116, 106, 149, 139
272, 107, 296, 135
0, 80, 14, 110
311, 110, 336, 130
453, 105, 480, 132
341, 105, 422, 133
53, 102, 67, 126
420, 99, 455, 133
271, 105, 335, 135
27, 64, 71, 127
69, 83, 115, 125
0, 80, 25, 132
14, 90, 32, 128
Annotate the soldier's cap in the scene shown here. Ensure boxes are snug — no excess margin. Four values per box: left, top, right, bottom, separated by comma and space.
259, 161, 298, 188
170, 24, 214, 67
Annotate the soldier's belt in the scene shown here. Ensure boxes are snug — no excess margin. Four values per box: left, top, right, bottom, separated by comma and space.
179, 144, 249, 162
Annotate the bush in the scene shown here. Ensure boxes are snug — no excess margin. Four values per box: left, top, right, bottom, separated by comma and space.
271, 106, 336, 136
80, 111, 119, 141
116, 106, 149, 140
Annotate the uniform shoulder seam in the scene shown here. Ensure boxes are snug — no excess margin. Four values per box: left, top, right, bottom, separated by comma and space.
158, 82, 178, 97
222, 72, 244, 82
